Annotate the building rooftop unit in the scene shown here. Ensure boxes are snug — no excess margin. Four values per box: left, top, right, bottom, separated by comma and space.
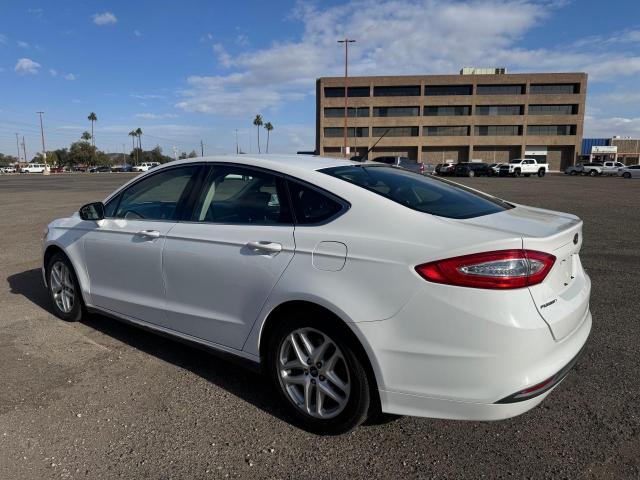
460, 67, 506, 75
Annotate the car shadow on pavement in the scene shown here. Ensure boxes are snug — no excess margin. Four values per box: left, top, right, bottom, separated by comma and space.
6, 268, 297, 429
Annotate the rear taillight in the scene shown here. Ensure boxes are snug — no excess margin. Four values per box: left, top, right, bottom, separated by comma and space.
415, 250, 556, 289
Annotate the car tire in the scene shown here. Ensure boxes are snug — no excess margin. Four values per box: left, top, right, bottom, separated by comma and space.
538, 169, 546, 177
589, 170, 598, 176
569, 171, 577, 175
266, 313, 372, 435
468, 170, 475, 178
623, 172, 631, 179
46, 252, 83, 322
514, 169, 521, 177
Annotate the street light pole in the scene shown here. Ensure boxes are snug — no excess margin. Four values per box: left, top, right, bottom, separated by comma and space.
338, 38, 355, 158
36, 111, 49, 174
15, 133, 21, 162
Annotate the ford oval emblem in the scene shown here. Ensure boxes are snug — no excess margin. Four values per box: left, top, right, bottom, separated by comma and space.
573, 233, 579, 245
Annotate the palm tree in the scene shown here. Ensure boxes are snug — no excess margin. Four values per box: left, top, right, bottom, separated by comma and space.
81, 131, 92, 142
264, 122, 273, 154
128, 130, 138, 165
253, 114, 263, 153
87, 112, 97, 147
135, 127, 143, 152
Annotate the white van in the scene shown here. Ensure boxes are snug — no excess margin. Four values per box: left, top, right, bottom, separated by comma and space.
21, 163, 47, 173
133, 162, 160, 172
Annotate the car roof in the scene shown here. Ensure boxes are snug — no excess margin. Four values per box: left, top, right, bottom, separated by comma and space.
155, 154, 362, 176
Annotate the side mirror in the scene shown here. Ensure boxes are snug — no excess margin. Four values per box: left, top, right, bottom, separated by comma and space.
79, 202, 105, 221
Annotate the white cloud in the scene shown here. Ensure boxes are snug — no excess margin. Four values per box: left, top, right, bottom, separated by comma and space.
235, 34, 249, 47
0, 33, 6, 44
130, 93, 165, 100
176, 0, 640, 122
133, 29, 142, 37
49, 68, 58, 77
17, 40, 29, 49
64, 73, 76, 80
584, 115, 640, 138
92, 12, 117, 26
14, 57, 41, 75
134, 112, 179, 120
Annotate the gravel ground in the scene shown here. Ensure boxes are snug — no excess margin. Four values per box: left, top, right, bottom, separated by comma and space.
1, 172, 639, 479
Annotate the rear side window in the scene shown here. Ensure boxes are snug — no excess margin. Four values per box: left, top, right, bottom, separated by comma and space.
321, 165, 511, 219
287, 180, 344, 224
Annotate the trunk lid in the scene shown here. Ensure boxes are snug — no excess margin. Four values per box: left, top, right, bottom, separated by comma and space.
462, 205, 590, 340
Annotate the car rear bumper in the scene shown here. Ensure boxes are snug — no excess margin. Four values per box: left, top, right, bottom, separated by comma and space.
350, 282, 592, 420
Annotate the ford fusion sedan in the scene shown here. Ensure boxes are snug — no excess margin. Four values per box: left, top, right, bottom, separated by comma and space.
42, 155, 591, 434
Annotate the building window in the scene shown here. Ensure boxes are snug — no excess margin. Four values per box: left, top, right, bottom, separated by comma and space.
423, 106, 471, 116
528, 104, 578, 115
527, 125, 576, 136
474, 125, 522, 136
373, 85, 421, 97
475, 105, 523, 115
371, 126, 419, 137
324, 127, 369, 137
324, 107, 370, 118
324, 86, 370, 97
476, 84, 524, 95
424, 85, 472, 96
372, 106, 420, 117
424, 126, 469, 136
530, 83, 580, 94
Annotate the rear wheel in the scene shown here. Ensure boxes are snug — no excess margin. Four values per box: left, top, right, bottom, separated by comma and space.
514, 169, 521, 177
589, 169, 598, 176
46, 253, 83, 322
468, 170, 475, 178
267, 314, 372, 435
623, 172, 631, 179
537, 168, 546, 177
570, 170, 577, 176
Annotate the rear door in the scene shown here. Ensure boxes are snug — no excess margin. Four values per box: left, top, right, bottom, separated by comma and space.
161, 165, 295, 349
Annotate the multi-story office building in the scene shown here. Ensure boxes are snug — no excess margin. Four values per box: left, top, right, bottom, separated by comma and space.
316, 69, 587, 170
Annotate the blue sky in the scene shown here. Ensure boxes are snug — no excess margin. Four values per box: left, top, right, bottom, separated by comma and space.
1, 0, 639, 159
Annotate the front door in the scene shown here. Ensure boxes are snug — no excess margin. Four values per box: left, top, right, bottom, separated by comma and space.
84, 165, 201, 323
162, 165, 295, 349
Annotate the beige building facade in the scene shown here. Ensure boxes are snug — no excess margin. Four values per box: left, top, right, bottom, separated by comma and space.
316, 71, 587, 171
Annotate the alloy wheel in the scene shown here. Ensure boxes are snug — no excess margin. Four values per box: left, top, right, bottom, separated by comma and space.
50, 261, 75, 313
277, 327, 351, 419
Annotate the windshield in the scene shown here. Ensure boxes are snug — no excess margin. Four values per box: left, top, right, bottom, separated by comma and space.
509, 160, 522, 164
321, 165, 512, 219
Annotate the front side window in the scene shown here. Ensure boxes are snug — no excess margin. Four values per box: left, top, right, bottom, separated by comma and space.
114, 166, 198, 220
321, 165, 511, 219
192, 167, 291, 225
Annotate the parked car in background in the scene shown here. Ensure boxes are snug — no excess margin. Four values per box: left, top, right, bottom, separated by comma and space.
1, 166, 17, 173
372, 156, 429, 175
617, 165, 640, 179
488, 163, 504, 175
601, 161, 625, 176
133, 162, 160, 172
111, 164, 133, 173
89, 166, 111, 173
435, 162, 456, 176
43, 155, 591, 434
499, 159, 548, 177
564, 163, 603, 176
72, 166, 87, 172
21, 163, 47, 173
454, 162, 493, 177
50, 166, 66, 173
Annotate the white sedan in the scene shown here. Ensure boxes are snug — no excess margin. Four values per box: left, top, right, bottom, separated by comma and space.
617, 165, 640, 178
42, 155, 591, 434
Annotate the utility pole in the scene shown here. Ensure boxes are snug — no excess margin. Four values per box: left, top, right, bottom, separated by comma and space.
15, 133, 21, 162
37, 111, 50, 174
22, 136, 27, 163
338, 38, 355, 158
200, 140, 204, 157
235, 129, 239, 154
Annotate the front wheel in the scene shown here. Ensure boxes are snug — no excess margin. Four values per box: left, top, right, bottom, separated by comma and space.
513, 169, 521, 177
267, 316, 372, 435
47, 253, 83, 322
589, 169, 598, 176
623, 172, 631, 179
468, 170, 475, 178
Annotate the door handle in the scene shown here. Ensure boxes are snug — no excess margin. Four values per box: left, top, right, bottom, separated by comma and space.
246, 241, 282, 253
135, 230, 161, 239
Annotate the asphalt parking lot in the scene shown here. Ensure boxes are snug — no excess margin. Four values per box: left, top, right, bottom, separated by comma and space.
1, 172, 639, 479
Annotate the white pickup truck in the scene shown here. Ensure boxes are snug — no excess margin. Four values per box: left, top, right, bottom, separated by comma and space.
498, 158, 548, 177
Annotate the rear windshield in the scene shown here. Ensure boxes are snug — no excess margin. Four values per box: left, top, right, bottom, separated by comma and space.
321, 165, 512, 219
